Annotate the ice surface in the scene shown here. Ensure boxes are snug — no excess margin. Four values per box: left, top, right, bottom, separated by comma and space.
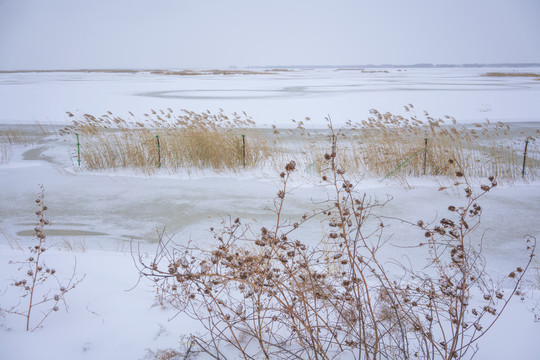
1, 68, 540, 127
1, 68, 539, 359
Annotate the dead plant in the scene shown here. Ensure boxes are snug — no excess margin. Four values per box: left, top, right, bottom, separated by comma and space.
136, 124, 535, 359
0, 185, 84, 331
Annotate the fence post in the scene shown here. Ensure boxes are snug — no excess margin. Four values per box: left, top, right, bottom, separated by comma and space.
76, 133, 80, 166
155, 135, 161, 168
242, 134, 246, 168
522, 140, 529, 178
423, 138, 428, 175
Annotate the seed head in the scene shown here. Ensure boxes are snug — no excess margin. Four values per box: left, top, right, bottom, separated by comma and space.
285, 161, 296, 172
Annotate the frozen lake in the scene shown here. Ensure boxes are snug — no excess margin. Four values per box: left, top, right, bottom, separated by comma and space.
1, 68, 540, 360
1, 67, 540, 127
1, 67, 539, 253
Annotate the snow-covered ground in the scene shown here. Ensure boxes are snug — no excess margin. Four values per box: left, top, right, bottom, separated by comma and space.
1, 68, 539, 359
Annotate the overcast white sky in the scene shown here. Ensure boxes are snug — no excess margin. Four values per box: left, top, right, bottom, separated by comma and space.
0, 0, 539, 70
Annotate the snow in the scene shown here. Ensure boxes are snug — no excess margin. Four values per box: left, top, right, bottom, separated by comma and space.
0, 248, 195, 359
1, 68, 539, 359
1, 67, 540, 127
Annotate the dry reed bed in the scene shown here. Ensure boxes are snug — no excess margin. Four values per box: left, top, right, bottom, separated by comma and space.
60, 109, 272, 174
59, 108, 538, 182
0, 127, 37, 146
482, 72, 540, 78
0, 124, 53, 164
0, 68, 294, 76
328, 108, 539, 182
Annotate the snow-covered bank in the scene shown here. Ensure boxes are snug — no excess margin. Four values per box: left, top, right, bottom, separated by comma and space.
1, 244, 538, 360
0, 246, 201, 360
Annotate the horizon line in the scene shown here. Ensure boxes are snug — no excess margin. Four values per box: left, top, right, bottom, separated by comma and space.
1, 62, 540, 73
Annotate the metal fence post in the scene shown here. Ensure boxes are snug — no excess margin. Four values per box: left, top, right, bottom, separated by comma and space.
423, 138, 428, 175
242, 134, 246, 168
522, 140, 529, 178
76, 133, 80, 166
155, 135, 161, 168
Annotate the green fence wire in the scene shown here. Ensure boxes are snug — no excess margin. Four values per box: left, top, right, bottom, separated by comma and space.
379, 143, 428, 182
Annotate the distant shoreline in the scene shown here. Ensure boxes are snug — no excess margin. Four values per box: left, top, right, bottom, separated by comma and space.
1, 63, 540, 74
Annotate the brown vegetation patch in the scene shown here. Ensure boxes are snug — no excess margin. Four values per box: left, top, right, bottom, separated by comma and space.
483, 72, 540, 78
0, 68, 294, 76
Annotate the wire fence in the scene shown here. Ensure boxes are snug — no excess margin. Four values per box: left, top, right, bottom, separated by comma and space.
71, 129, 539, 182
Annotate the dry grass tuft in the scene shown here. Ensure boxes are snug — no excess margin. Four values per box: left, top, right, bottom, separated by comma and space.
0, 142, 13, 164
